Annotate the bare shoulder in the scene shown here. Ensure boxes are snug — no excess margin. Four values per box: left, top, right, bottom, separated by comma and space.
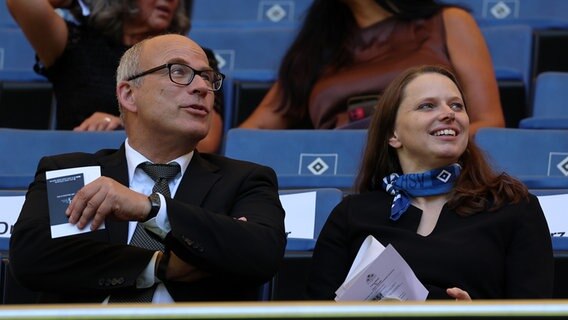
442, 6, 478, 27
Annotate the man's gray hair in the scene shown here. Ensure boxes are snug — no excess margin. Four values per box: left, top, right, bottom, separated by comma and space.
115, 39, 145, 116
116, 40, 145, 86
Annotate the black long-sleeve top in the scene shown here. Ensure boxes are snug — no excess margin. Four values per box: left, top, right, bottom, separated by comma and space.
307, 191, 554, 300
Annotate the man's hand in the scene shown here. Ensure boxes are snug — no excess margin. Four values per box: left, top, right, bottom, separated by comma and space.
73, 112, 122, 131
446, 287, 472, 300
66, 176, 150, 230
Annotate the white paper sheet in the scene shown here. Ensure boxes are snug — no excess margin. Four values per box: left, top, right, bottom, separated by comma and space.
335, 235, 428, 301
537, 193, 568, 237
0, 196, 25, 239
279, 191, 317, 239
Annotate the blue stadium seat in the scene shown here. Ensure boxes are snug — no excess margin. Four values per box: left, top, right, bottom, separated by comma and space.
445, 0, 568, 29
0, 28, 43, 81
446, 0, 568, 86
191, 0, 312, 27
0, 129, 126, 190
0, 1, 18, 28
190, 26, 296, 133
224, 129, 367, 190
280, 188, 343, 251
519, 72, 568, 129
191, 26, 295, 75
481, 24, 533, 92
481, 24, 534, 126
475, 128, 568, 190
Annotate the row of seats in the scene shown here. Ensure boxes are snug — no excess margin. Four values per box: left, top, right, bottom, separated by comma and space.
0, 0, 313, 29
2, 0, 568, 29
0, 23, 533, 131
445, 0, 568, 28
2, 127, 568, 301
1, 126, 567, 198
224, 127, 568, 193
197, 23, 535, 131
0, 8, 556, 132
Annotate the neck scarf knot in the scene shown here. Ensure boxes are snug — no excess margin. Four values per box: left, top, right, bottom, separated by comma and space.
382, 163, 461, 221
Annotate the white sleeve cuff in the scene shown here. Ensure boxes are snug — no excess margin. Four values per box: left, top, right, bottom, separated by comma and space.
143, 193, 172, 239
136, 251, 161, 288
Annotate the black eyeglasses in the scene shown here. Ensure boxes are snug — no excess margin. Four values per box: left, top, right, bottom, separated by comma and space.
127, 63, 225, 91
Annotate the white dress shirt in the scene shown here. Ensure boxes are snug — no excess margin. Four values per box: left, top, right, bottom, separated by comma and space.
103, 139, 193, 304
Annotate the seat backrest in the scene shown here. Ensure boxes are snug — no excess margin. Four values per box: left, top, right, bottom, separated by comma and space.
519, 72, 568, 129
224, 129, 367, 190
190, 25, 296, 134
0, 1, 17, 28
444, 0, 568, 28
0, 129, 126, 190
530, 72, 568, 117
190, 26, 297, 75
481, 24, 533, 93
475, 128, 568, 189
191, 0, 312, 27
0, 28, 44, 81
280, 188, 344, 251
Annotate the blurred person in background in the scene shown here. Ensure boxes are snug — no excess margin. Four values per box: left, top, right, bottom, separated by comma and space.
7, 0, 223, 153
240, 0, 504, 136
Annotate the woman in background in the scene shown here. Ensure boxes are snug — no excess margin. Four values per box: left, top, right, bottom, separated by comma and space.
240, 0, 504, 136
7, 0, 223, 153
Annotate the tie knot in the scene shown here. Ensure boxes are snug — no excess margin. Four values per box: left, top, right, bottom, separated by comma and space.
140, 162, 181, 182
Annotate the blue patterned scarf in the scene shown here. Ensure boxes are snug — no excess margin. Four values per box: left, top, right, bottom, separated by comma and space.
382, 163, 461, 221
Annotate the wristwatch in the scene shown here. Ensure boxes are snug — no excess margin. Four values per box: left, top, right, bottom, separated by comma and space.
145, 192, 161, 221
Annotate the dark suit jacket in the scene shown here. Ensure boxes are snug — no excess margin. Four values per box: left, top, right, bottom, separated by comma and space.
10, 146, 286, 303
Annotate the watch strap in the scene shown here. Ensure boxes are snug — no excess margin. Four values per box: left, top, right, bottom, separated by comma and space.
145, 192, 161, 222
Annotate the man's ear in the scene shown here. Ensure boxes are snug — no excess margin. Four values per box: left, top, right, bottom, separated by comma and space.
389, 132, 402, 149
117, 81, 137, 113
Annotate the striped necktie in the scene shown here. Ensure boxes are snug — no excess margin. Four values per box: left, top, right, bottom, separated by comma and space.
109, 162, 180, 303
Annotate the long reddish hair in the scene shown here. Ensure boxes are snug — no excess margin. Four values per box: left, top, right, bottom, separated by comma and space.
355, 65, 527, 216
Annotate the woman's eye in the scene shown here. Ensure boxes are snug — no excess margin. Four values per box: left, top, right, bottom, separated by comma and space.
451, 103, 465, 111
418, 103, 434, 110
200, 72, 212, 82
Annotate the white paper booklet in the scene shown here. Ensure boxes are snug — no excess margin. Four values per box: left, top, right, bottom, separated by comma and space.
45, 166, 104, 238
335, 235, 428, 301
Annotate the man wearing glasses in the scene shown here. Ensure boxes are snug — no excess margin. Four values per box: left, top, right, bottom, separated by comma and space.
10, 34, 286, 304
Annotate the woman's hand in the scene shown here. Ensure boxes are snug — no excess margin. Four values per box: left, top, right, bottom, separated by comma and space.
74, 112, 123, 131
446, 287, 472, 300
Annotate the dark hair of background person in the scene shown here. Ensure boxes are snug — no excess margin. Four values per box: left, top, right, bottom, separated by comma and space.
274, 0, 467, 121
69, 0, 191, 43
355, 65, 528, 216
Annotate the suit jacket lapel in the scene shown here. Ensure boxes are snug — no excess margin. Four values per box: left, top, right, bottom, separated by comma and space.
175, 152, 221, 205
98, 145, 129, 245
